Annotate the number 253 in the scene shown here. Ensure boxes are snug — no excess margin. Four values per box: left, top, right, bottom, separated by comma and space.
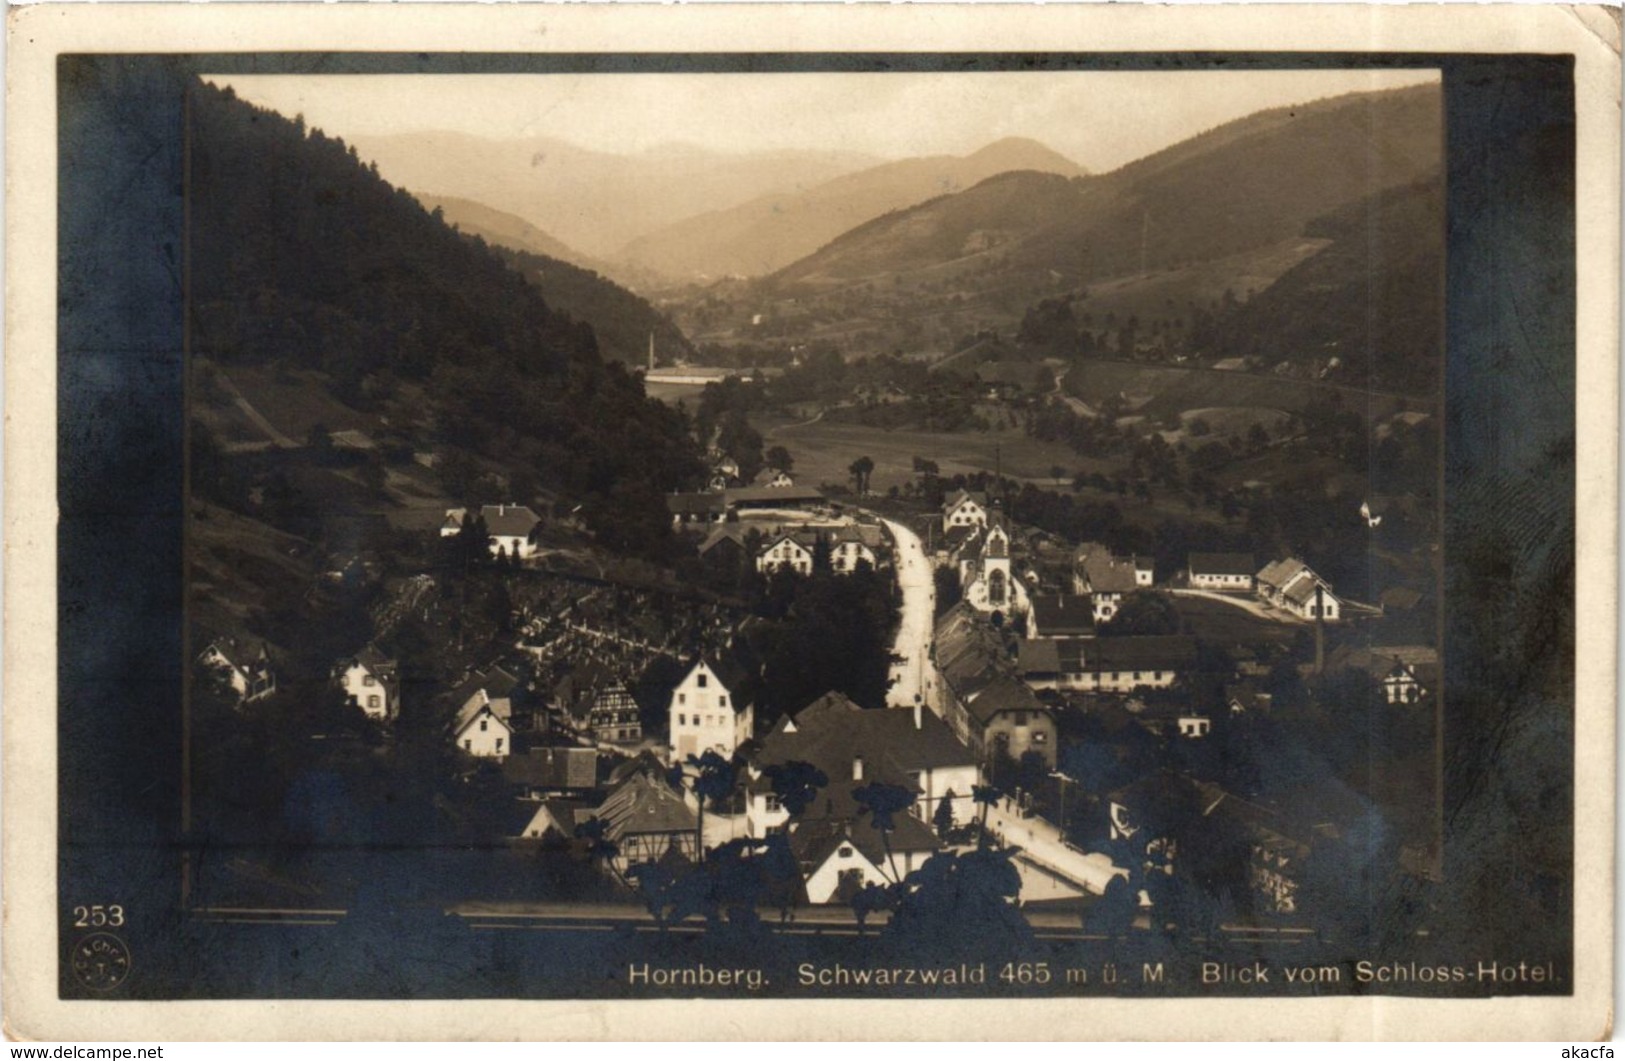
73, 905, 124, 928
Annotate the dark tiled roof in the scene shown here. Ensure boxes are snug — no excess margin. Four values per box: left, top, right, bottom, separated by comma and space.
1188, 552, 1256, 577
595, 772, 696, 840
1018, 636, 1197, 675
504, 746, 599, 790
480, 504, 541, 539
725, 485, 826, 506
945, 489, 988, 512
1256, 558, 1309, 590
1283, 576, 1334, 606
756, 692, 976, 783
1076, 543, 1139, 595
667, 492, 726, 515
790, 812, 940, 871
965, 674, 1043, 725
1029, 594, 1096, 636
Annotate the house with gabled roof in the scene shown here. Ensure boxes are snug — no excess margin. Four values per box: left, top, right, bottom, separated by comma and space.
514, 798, 591, 843
932, 604, 1056, 767
668, 655, 755, 761
1072, 542, 1141, 622
453, 686, 513, 759
556, 670, 643, 746
829, 524, 887, 573
1187, 552, 1256, 593
198, 636, 277, 705
1028, 594, 1097, 639
334, 645, 400, 722
1326, 644, 1439, 705
504, 746, 599, 798
943, 489, 990, 530
1018, 635, 1198, 694
667, 491, 727, 526
756, 531, 816, 576
590, 768, 699, 875
745, 691, 978, 841
441, 504, 543, 560
1257, 558, 1341, 621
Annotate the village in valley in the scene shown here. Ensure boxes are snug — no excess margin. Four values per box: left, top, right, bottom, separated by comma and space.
185, 68, 1447, 957
196, 432, 1439, 936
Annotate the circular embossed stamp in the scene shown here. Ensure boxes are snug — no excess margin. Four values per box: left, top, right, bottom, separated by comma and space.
70, 932, 131, 991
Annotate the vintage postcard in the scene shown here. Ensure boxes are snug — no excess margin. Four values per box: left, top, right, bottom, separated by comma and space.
4, 2, 1617, 1042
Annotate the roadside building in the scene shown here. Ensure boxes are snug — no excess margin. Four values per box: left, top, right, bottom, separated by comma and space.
1017, 634, 1198, 694
1072, 542, 1141, 622
1257, 558, 1342, 621
1187, 552, 1257, 593
668, 655, 755, 761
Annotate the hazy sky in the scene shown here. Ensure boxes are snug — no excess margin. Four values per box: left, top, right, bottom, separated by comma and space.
217, 68, 1437, 173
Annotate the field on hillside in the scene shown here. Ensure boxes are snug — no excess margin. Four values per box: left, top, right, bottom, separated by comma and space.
749, 413, 1238, 529
188, 504, 316, 640
751, 415, 1080, 494
1080, 237, 1333, 326
1065, 359, 1429, 422
220, 364, 382, 439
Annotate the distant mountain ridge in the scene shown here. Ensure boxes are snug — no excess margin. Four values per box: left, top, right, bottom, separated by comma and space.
618, 136, 1087, 281
418, 193, 674, 295
768, 85, 1441, 297
347, 130, 883, 261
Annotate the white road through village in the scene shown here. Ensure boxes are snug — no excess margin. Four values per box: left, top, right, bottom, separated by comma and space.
881, 517, 935, 709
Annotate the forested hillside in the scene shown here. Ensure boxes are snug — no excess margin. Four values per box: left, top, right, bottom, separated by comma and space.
492, 246, 696, 366
1207, 178, 1444, 394
188, 79, 703, 556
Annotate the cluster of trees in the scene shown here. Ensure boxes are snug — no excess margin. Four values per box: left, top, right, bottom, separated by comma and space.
748, 563, 900, 727
615, 754, 1031, 955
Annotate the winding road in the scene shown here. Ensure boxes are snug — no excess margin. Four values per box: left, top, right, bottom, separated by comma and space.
880, 517, 935, 710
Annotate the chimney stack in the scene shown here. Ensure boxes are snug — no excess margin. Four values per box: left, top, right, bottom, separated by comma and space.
1314, 584, 1326, 674
852, 755, 865, 782
913, 698, 922, 730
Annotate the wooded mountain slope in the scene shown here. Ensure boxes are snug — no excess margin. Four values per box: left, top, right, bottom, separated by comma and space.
769, 84, 1441, 296
188, 80, 703, 556
620, 137, 1086, 281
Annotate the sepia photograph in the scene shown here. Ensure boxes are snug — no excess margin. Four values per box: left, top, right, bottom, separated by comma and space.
5, 2, 1616, 1042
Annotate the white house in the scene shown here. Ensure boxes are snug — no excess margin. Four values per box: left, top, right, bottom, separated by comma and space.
1072, 542, 1140, 622
1133, 556, 1155, 587
441, 504, 543, 560
1017, 635, 1199, 694
756, 533, 815, 575
1256, 558, 1342, 621
942, 490, 989, 530
1327, 645, 1439, 705
198, 637, 277, 704
334, 646, 400, 722
1187, 552, 1256, 593
767, 471, 795, 488
668, 657, 755, 762
453, 687, 513, 759
791, 819, 939, 904
830, 525, 886, 573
